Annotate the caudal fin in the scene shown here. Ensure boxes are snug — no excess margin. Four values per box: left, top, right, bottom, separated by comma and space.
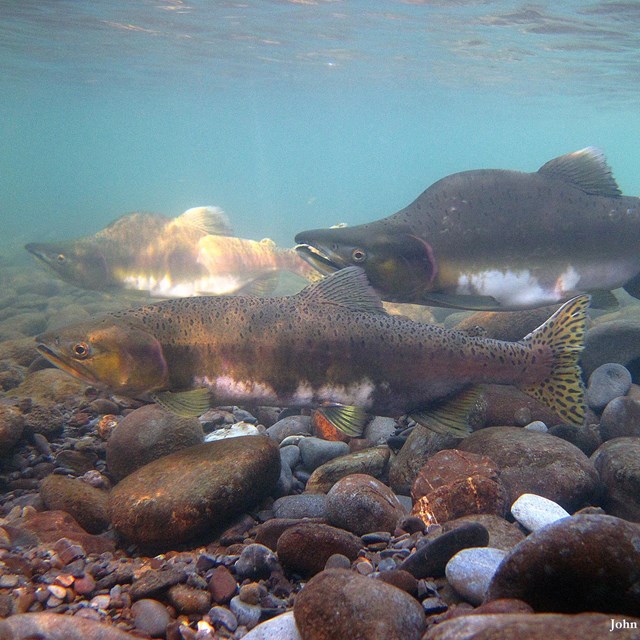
519, 295, 591, 425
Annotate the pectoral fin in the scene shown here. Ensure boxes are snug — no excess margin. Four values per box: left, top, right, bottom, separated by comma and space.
317, 403, 369, 437
152, 389, 211, 417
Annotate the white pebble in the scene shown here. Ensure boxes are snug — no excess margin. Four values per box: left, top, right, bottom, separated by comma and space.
241, 611, 302, 640
523, 420, 547, 432
511, 493, 570, 532
445, 547, 507, 605
204, 422, 261, 441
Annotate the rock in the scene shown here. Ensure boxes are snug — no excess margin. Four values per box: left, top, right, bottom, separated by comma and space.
305, 446, 391, 493
280, 444, 300, 469
13, 368, 88, 406
39, 475, 111, 534
131, 598, 172, 637
441, 515, 526, 551
205, 421, 261, 440
254, 518, 326, 551
167, 583, 211, 614
486, 514, 640, 615
23, 402, 65, 437
55, 449, 98, 475
298, 437, 349, 471
399, 521, 489, 578
273, 494, 328, 520
375, 569, 418, 596
129, 567, 187, 601
276, 523, 361, 577
592, 437, 640, 521
230, 595, 261, 629
0, 404, 25, 454
16, 510, 114, 554
208, 565, 237, 604
445, 546, 507, 605
423, 613, 640, 640
208, 606, 238, 632
266, 415, 311, 443
459, 427, 600, 511
294, 569, 425, 640
0, 612, 137, 639
411, 449, 500, 501
364, 416, 397, 444
105, 404, 204, 481
477, 385, 560, 429
599, 397, 640, 441
581, 318, 640, 379
325, 474, 406, 535
388, 426, 459, 495
110, 437, 280, 549
241, 611, 302, 640
510, 493, 570, 532
547, 422, 601, 456
412, 474, 508, 526
234, 543, 281, 580
586, 363, 632, 411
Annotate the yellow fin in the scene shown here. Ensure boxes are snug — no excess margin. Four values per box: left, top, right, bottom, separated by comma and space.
411, 387, 483, 438
176, 206, 233, 236
317, 404, 368, 437
520, 294, 590, 424
152, 389, 211, 417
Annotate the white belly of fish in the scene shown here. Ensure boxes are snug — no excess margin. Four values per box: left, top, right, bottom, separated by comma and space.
120, 273, 250, 297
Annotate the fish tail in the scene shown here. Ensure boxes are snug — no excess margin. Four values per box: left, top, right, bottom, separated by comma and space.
519, 295, 591, 424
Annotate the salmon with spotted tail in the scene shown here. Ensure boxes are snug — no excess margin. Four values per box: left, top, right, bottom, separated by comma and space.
35, 267, 590, 437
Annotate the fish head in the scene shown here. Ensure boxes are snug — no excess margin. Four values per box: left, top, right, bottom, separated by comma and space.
295, 225, 438, 302
35, 318, 169, 396
25, 241, 111, 290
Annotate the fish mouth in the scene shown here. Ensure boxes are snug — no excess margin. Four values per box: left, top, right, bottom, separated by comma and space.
295, 244, 343, 276
25, 243, 51, 265
36, 343, 100, 385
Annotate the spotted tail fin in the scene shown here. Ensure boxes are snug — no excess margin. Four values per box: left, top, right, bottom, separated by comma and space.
519, 295, 591, 425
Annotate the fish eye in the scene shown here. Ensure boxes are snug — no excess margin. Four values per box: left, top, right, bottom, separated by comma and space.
56, 254, 66, 263
72, 342, 91, 359
351, 248, 367, 263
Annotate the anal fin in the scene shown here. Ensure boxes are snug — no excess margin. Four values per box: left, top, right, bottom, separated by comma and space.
410, 387, 484, 438
153, 388, 211, 417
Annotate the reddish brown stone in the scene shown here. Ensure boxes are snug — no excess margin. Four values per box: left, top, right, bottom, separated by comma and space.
19, 510, 115, 554
412, 474, 508, 526
276, 523, 361, 577
411, 449, 500, 501
208, 565, 237, 604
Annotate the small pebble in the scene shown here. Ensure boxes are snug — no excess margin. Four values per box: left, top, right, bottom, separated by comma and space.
523, 421, 547, 432
208, 605, 238, 632
325, 554, 352, 570
241, 611, 302, 640
131, 598, 172, 637
235, 543, 281, 581
230, 595, 262, 629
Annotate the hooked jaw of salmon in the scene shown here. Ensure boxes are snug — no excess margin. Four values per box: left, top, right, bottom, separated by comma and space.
35, 322, 170, 396
295, 227, 438, 301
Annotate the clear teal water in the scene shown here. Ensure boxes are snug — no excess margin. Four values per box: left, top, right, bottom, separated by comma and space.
1, 0, 640, 249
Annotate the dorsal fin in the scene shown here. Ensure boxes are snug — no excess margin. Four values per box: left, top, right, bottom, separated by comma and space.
295, 266, 387, 314
537, 147, 622, 197
176, 206, 234, 236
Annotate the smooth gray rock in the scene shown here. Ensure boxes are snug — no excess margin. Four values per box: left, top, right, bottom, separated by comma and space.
266, 415, 311, 443
241, 611, 302, 640
298, 437, 349, 471
273, 494, 328, 520
586, 363, 632, 411
445, 546, 507, 605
